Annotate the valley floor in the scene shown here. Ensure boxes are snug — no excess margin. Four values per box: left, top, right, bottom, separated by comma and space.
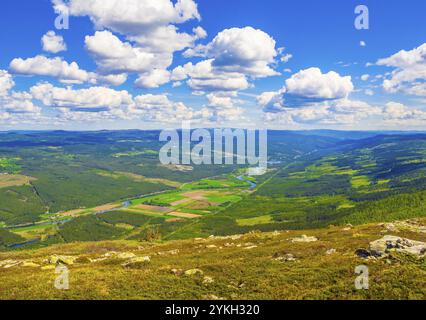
0, 218, 425, 300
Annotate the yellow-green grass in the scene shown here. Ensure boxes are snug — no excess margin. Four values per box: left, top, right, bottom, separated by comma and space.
0, 219, 425, 300
351, 176, 371, 188
13, 224, 56, 240
337, 202, 356, 210
112, 151, 144, 158
290, 162, 359, 179
377, 179, 391, 185
0, 174, 36, 189
237, 215, 273, 226
96, 170, 181, 188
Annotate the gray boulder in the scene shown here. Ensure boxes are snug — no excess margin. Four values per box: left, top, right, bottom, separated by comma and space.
369, 235, 426, 258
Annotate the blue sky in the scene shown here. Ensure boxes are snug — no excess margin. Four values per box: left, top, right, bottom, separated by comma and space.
0, 0, 425, 130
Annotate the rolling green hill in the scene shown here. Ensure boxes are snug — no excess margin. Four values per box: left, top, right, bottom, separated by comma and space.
0, 131, 425, 300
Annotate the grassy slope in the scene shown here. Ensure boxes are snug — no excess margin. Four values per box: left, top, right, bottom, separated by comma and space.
0, 219, 425, 300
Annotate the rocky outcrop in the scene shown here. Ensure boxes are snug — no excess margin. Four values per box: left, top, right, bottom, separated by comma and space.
116, 252, 136, 260
184, 268, 204, 276
49, 255, 78, 265
290, 235, 318, 243
326, 249, 337, 255
382, 220, 426, 234
277, 254, 297, 262
356, 235, 426, 259
0, 259, 21, 269
202, 276, 214, 285
122, 256, 151, 268
369, 236, 426, 257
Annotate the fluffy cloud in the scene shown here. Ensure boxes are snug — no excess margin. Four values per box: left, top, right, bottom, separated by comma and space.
383, 102, 426, 121
28, 82, 201, 123
199, 93, 245, 122
135, 69, 171, 88
1, 92, 40, 114
173, 26, 281, 100
193, 26, 207, 39
55, 0, 204, 87
176, 59, 250, 92
0, 70, 14, 96
257, 68, 382, 125
85, 31, 160, 74
0, 71, 40, 117
42, 31, 67, 53
258, 68, 354, 112
94, 73, 128, 86
185, 27, 279, 78
263, 99, 381, 125
30, 83, 133, 111
10, 55, 89, 83
53, 0, 200, 36
132, 94, 196, 123
285, 67, 353, 102
9, 53, 127, 86
377, 43, 426, 96
257, 88, 286, 113
128, 25, 199, 55
188, 75, 250, 93
206, 27, 279, 78
361, 74, 370, 81
280, 53, 293, 63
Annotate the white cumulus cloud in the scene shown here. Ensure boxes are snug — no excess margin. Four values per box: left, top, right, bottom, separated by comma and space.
54, 0, 205, 88
30, 82, 133, 111
0, 70, 14, 96
377, 43, 426, 96
42, 31, 67, 53
285, 67, 354, 101
10, 55, 89, 83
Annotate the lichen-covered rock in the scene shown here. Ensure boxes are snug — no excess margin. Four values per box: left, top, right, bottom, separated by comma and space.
22, 261, 40, 268
157, 249, 179, 256
49, 255, 77, 265
184, 268, 204, 276
102, 251, 118, 258
116, 252, 136, 260
1, 260, 21, 269
382, 220, 426, 234
291, 235, 318, 243
203, 276, 215, 285
273, 252, 297, 262
170, 268, 183, 276
122, 256, 151, 268
326, 249, 337, 255
369, 235, 426, 258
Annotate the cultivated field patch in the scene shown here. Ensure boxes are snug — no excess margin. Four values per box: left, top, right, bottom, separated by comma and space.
169, 212, 202, 219
135, 204, 174, 213
0, 174, 36, 189
92, 204, 121, 213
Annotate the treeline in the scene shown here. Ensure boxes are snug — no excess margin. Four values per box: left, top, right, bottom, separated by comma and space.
340, 190, 426, 225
